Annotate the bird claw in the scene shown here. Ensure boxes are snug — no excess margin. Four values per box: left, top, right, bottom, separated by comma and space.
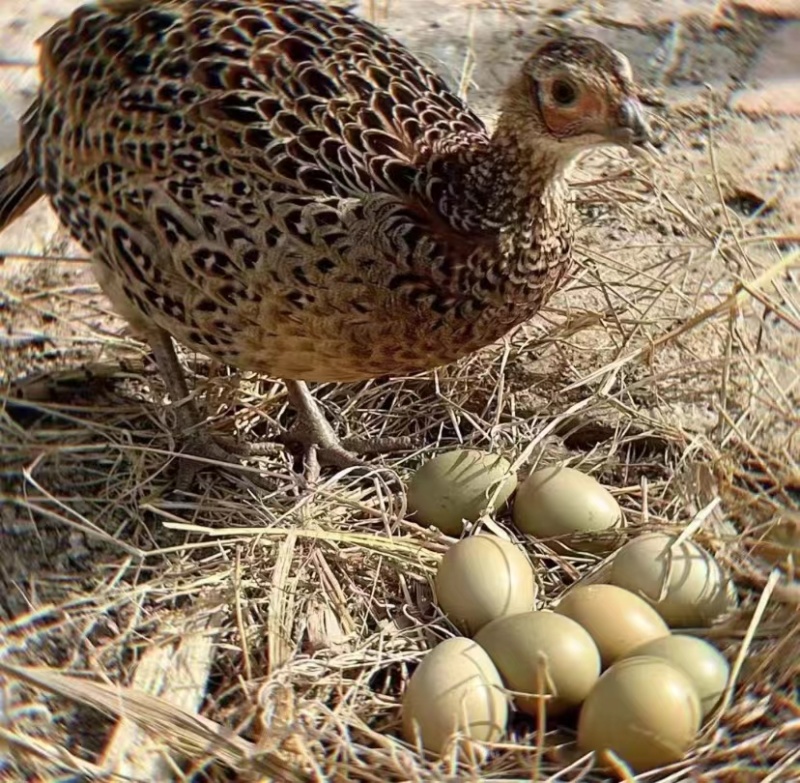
339, 435, 419, 454
276, 429, 417, 485
275, 427, 366, 485
172, 433, 277, 493
166, 429, 416, 494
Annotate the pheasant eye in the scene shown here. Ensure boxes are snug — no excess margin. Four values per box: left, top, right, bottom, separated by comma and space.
551, 79, 577, 106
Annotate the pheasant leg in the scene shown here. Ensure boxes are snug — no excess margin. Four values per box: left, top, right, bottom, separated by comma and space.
148, 329, 267, 490
148, 333, 412, 488
280, 379, 416, 482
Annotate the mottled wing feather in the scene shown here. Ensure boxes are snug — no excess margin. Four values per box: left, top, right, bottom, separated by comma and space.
37, 0, 488, 203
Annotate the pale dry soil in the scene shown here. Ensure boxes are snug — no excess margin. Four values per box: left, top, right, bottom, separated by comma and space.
0, 1, 798, 781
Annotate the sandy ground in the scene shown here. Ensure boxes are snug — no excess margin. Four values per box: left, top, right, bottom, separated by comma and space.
0, 1, 798, 780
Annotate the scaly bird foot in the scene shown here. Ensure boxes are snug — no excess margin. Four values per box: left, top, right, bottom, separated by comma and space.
148, 329, 280, 492
148, 331, 415, 489
271, 379, 417, 484
173, 432, 278, 493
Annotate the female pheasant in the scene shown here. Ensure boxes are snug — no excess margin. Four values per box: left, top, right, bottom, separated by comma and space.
0, 0, 650, 485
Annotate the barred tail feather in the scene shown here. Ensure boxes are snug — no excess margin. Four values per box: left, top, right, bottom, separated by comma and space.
0, 152, 42, 232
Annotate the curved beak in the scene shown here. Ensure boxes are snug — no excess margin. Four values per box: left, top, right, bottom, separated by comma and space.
609, 98, 651, 148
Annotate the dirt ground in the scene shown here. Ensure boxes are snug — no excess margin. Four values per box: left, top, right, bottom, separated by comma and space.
0, 1, 798, 781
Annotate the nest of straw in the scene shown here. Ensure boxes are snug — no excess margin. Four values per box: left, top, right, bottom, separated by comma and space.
1, 1, 798, 781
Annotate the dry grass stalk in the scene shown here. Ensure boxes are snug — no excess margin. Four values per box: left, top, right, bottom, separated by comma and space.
1, 0, 799, 780
100, 611, 218, 781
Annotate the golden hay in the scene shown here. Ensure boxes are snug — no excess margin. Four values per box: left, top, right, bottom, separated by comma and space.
1, 1, 798, 781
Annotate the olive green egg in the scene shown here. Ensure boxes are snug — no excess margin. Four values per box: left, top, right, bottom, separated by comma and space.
402, 637, 508, 755
610, 533, 731, 627
474, 611, 601, 717
578, 656, 702, 773
408, 449, 518, 536
513, 466, 622, 552
435, 534, 538, 635
624, 635, 729, 717
554, 584, 670, 667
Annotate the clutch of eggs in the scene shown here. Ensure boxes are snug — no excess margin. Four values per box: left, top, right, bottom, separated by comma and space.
403, 452, 734, 773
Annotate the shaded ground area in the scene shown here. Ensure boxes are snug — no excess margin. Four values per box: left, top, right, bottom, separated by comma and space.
0, 1, 798, 781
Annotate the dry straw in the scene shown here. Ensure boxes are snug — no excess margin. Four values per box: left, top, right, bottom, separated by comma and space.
1, 0, 798, 780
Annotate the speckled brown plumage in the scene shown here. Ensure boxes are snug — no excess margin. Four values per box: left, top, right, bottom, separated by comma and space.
0, 0, 650, 483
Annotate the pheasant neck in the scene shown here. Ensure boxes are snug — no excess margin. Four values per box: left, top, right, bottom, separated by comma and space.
432, 135, 575, 303
476, 141, 570, 227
